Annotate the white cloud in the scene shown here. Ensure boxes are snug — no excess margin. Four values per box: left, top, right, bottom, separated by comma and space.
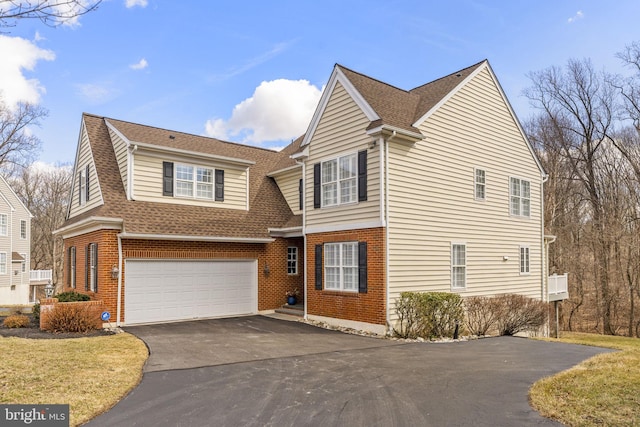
75, 82, 119, 104
33, 31, 45, 42
125, 0, 148, 8
205, 79, 322, 145
0, 35, 55, 109
130, 58, 148, 70
568, 10, 584, 24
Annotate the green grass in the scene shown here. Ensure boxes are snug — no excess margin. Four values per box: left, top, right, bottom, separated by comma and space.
0, 333, 148, 426
530, 332, 640, 426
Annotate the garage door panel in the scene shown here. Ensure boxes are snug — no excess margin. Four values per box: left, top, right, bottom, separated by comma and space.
125, 260, 257, 324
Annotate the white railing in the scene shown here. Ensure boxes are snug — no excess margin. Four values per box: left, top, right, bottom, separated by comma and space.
30, 270, 52, 282
548, 273, 568, 295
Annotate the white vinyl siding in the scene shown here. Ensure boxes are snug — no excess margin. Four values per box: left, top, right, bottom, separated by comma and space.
305, 82, 380, 230
272, 167, 303, 215
387, 66, 543, 316
451, 243, 466, 289
68, 121, 104, 219
475, 168, 486, 200
510, 177, 531, 217
324, 242, 358, 292
132, 153, 247, 210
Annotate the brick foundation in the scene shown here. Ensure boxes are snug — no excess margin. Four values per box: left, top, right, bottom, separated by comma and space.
306, 227, 386, 325
62, 230, 303, 323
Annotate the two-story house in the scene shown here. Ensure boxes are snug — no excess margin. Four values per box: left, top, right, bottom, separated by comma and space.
56, 59, 547, 333
0, 175, 32, 306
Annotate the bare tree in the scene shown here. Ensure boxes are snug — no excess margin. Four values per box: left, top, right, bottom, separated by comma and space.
10, 163, 72, 284
0, 0, 101, 29
0, 101, 46, 170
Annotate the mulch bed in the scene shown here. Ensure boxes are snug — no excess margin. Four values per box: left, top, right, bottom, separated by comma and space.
0, 314, 115, 339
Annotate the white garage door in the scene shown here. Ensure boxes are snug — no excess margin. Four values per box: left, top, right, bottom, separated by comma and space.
125, 260, 257, 325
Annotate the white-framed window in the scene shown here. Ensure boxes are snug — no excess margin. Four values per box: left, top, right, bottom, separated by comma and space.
0, 252, 6, 274
510, 177, 531, 217
287, 247, 298, 275
475, 168, 486, 200
520, 246, 530, 274
20, 253, 27, 273
20, 220, 27, 239
79, 168, 87, 205
324, 242, 358, 291
175, 163, 215, 200
451, 243, 466, 289
0, 214, 7, 236
321, 153, 357, 207
88, 243, 97, 292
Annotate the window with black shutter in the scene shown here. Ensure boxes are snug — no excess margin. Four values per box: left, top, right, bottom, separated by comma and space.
162, 162, 174, 196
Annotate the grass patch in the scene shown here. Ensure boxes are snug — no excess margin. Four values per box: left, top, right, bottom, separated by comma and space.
530, 332, 640, 426
0, 333, 148, 426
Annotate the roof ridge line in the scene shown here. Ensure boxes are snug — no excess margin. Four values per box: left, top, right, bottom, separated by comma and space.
409, 59, 487, 92
336, 63, 413, 95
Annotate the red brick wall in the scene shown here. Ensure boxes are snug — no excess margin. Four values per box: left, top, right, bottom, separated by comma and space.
63, 231, 303, 323
306, 227, 386, 325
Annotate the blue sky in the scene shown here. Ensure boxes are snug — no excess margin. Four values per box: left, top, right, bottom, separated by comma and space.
2, 0, 640, 165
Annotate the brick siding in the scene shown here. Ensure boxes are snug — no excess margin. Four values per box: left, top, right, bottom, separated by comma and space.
306, 227, 386, 325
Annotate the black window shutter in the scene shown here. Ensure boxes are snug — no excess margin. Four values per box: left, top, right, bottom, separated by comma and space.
299, 178, 303, 211
313, 163, 321, 208
162, 162, 174, 196
93, 243, 98, 293
215, 169, 224, 201
315, 244, 323, 290
85, 245, 89, 291
358, 150, 367, 202
85, 165, 90, 201
358, 241, 368, 293
67, 247, 71, 287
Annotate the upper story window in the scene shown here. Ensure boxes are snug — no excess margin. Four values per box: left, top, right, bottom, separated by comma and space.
510, 177, 530, 217
321, 154, 357, 207
475, 168, 486, 200
163, 161, 224, 201
20, 220, 27, 239
0, 214, 6, 236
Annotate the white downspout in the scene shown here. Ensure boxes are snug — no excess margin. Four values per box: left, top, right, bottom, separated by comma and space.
116, 233, 123, 326
299, 160, 308, 321
384, 131, 396, 333
541, 174, 549, 337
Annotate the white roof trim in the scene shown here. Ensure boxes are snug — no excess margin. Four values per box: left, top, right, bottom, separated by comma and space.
413, 61, 489, 127
366, 124, 425, 141
268, 226, 303, 238
267, 163, 302, 177
131, 140, 255, 167
0, 175, 32, 217
55, 216, 124, 238
301, 65, 380, 147
290, 145, 309, 160
118, 232, 275, 243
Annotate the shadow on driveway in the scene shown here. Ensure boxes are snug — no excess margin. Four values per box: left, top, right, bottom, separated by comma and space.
88, 316, 612, 427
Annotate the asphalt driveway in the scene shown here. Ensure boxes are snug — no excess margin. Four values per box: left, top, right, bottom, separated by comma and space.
88, 316, 611, 427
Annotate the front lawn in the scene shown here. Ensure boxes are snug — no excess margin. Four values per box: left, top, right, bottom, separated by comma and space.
530, 332, 640, 426
0, 333, 148, 426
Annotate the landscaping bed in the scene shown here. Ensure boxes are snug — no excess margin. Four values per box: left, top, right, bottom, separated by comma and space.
0, 313, 115, 339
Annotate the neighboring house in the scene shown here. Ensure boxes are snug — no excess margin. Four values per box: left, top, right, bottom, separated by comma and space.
0, 175, 32, 306
56, 59, 547, 333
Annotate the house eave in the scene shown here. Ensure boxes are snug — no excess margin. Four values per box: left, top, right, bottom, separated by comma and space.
268, 226, 303, 238
131, 140, 256, 168
366, 125, 424, 143
267, 163, 302, 177
118, 232, 275, 243
55, 216, 124, 239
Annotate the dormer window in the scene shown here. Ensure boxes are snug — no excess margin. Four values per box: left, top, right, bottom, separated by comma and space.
163, 162, 224, 201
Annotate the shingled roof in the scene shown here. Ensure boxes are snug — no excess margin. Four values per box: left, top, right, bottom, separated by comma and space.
62, 114, 297, 240
335, 60, 486, 134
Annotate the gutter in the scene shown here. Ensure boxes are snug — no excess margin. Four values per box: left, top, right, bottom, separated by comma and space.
118, 232, 275, 243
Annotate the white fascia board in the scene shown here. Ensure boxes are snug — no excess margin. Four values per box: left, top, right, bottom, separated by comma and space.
66, 118, 87, 219
290, 146, 309, 160
268, 226, 303, 238
301, 65, 380, 147
118, 232, 275, 244
55, 216, 124, 239
267, 163, 302, 177
132, 141, 255, 168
